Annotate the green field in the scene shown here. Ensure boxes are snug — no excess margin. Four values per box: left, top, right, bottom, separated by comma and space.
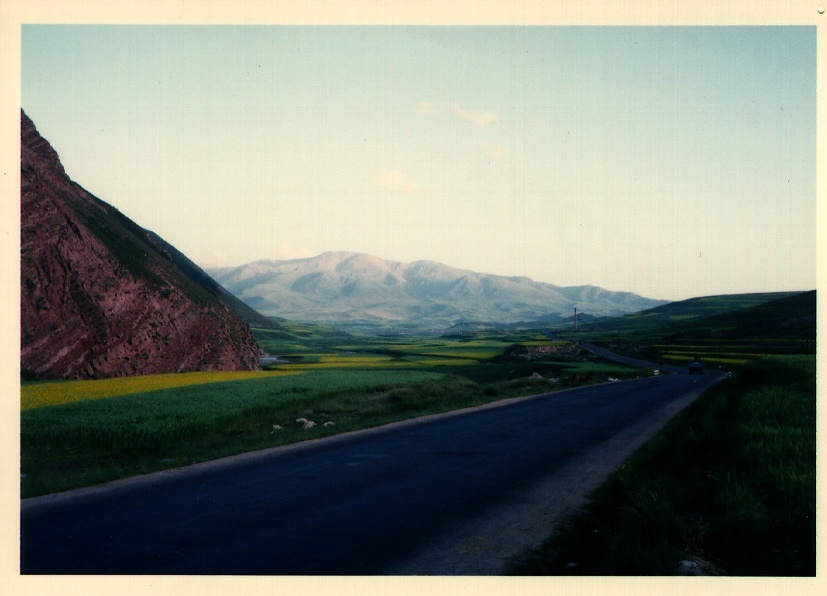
21, 333, 646, 498
21, 370, 299, 410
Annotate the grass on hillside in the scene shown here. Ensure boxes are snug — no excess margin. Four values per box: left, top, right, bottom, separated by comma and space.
559, 292, 814, 350
509, 355, 816, 576
567, 292, 802, 332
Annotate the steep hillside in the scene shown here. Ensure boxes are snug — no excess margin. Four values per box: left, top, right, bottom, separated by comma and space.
20, 110, 264, 379
145, 231, 282, 332
208, 251, 666, 330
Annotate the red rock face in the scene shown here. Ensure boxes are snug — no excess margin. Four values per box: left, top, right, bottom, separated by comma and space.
20, 110, 262, 379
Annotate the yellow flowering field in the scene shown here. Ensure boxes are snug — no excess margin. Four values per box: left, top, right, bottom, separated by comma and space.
21, 370, 298, 410
274, 354, 398, 371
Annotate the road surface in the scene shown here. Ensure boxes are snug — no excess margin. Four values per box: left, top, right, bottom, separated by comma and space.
21, 370, 722, 575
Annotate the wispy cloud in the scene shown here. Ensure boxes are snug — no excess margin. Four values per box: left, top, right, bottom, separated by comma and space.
415, 101, 499, 126
375, 168, 421, 194
451, 103, 498, 126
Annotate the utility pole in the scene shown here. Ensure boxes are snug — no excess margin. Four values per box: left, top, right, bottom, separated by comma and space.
574, 307, 578, 332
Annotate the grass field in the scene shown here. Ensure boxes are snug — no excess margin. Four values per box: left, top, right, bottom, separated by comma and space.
21, 334, 647, 498
21, 369, 444, 497
21, 370, 298, 410
509, 355, 816, 576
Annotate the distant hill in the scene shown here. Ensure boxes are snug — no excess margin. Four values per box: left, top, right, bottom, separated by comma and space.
208, 251, 667, 331
564, 290, 815, 340
20, 110, 268, 379
669, 290, 816, 341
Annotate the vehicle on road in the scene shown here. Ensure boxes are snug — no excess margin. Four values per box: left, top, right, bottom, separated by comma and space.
688, 356, 704, 375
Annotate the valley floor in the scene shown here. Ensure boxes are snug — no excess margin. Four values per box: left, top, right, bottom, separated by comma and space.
21, 370, 722, 575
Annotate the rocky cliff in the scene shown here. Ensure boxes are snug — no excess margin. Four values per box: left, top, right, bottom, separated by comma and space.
20, 110, 263, 379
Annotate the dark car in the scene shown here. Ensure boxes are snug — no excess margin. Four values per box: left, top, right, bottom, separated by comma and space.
688, 356, 704, 375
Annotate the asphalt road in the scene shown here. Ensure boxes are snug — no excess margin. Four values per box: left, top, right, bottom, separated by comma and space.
21, 370, 722, 575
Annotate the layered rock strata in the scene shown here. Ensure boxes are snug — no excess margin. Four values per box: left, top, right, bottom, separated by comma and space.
21, 110, 262, 379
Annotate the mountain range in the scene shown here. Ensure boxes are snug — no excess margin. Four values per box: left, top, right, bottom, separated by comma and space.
19, 106, 666, 381
208, 252, 667, 331
20, 110, 265, 379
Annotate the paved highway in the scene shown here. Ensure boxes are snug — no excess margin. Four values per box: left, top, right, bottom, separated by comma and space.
21, 370, 722, 575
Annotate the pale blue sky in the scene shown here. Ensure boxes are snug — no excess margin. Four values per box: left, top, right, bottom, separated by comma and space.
22, 26, 815, 301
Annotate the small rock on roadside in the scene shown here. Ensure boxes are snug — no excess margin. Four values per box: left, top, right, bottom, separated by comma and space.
675, 558, 719, 576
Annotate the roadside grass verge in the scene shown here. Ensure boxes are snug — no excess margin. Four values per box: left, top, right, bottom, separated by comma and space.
21, 369, 441, 497
509, 354, 815, 576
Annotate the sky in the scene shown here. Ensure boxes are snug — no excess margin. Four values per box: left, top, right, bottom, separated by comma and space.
21, 25, 816, 301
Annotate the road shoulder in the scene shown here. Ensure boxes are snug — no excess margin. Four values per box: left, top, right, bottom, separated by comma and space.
387, 377, 724, 575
